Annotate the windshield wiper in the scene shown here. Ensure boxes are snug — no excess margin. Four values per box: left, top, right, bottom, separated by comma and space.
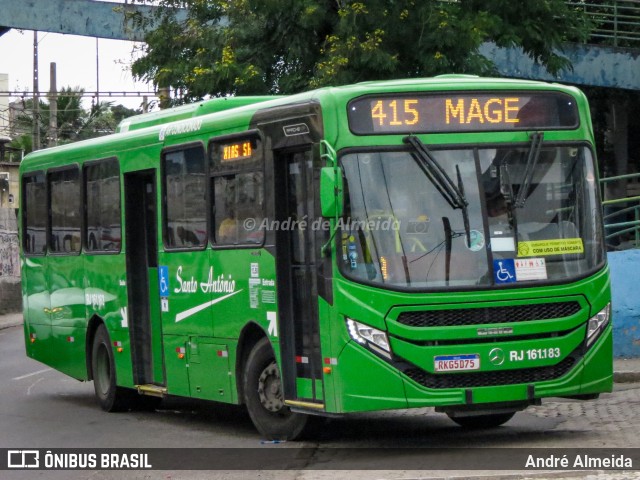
514, 132, 544, 208
403, 135, 471, 245
499, 162, 518, 239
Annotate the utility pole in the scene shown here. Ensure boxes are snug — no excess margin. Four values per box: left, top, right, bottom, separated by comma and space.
96, 37, 100, 106
32, 31, 40, 151
48, 62, 58, 147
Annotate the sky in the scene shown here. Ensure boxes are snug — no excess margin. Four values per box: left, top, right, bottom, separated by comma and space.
0, 29, 156, 111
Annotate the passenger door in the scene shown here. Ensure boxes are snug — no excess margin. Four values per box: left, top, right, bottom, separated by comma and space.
274, 148, 324, 407
124, 169, 165, 386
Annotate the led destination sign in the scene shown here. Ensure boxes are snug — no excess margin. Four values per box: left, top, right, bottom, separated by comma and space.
210, 135, 261, 170
221, 140, 253, 162
347, 92, 579, 134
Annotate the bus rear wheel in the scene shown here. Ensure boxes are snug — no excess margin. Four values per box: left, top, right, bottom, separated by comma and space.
91, 324, 132, 412
243, 338, 308, 440
447, 411, 516, 429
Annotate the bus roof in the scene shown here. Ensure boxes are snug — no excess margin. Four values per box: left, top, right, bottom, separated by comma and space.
20, 76, 587, 172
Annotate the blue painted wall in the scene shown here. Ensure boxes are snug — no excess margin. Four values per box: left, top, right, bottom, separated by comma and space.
609, 250, 640, 357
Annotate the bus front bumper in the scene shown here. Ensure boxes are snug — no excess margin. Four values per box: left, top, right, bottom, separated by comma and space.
331, 325, 613, 414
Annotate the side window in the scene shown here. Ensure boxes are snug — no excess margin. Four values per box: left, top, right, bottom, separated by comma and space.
85, 159, 121, 252
163, 145, 207, 248
213, 172, 264, 245
210, 134, 264, 246
49, 167, 81, 254
22, 172, 47, 255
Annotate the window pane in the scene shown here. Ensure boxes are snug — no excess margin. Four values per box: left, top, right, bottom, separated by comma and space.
164, 146, 207, 248
237, 171, 264, 244
23, 173, 47, 255
213, 176, 237, 243
50, 168, 81, 253
212, 171, 264, 245
86, 159, 121, 252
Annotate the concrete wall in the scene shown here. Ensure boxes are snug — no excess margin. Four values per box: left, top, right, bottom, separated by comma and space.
0, 207, 20, 314
480, 42, 640, 90
609, 250, 640, 358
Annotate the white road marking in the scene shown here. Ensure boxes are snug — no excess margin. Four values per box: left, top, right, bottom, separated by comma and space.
27, 377, 44, 395
13, 368, 52, 381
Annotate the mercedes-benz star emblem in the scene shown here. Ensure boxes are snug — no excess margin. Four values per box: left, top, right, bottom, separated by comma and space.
489, 347, 505, 366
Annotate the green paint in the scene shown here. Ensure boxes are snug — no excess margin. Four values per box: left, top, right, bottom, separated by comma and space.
19, 77, 611, 434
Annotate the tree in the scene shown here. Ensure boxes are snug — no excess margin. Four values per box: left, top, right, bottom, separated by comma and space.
128, 0, 591, 103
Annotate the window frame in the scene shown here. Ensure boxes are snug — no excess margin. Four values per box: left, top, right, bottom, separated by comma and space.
161, 141, 209, 252
83, 157, 122, 255
208, 131, 266, 249
21, 170, 48, 257
47, 164, 82, 256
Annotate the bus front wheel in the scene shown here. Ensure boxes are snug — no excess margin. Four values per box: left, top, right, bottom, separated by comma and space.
91, 324, 131, 412
447, 411, 516, 429
243, 337, 308, 440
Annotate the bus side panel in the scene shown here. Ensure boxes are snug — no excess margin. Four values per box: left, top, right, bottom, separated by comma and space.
159, 251, 212, 338
84, 253, 134, 389
48, 255, 87, 380
162, 334, 190, 397
159, 247, 277, 402
318, 296, 337, 412
210, 249, 278, 340
23, 257, 53, 366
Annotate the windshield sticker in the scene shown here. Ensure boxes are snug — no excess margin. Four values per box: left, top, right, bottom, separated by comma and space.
514, 258, 547, 281
348, 236, 358, 269
518, 238, 584, 257
490, 236, 515, 252
467, 230, 485, 252
493, 259, 516, 284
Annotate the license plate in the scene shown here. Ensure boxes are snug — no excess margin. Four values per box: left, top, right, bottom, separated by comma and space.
434, 354, 480, 372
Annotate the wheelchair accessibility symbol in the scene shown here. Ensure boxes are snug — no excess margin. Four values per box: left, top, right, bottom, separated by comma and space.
493, 259, 516, 284
159, 266, 169, 296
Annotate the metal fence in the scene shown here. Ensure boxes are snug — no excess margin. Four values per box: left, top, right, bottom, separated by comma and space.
567, 0, 640, 48
601, 172, 640, 249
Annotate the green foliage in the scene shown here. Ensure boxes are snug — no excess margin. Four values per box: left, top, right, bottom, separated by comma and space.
130, 0, 591, 102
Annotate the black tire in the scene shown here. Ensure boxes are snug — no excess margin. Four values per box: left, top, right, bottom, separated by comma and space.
243, 338, 308, 440
447, 411, 516, 429
91, 324, 132, 412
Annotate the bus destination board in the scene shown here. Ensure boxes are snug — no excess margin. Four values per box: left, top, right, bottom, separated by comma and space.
347, 92, 579, 134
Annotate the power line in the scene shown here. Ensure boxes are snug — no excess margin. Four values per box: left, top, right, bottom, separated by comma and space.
0, 91, 158, 98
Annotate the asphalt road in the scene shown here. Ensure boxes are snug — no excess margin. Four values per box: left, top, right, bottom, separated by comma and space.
1, 324, 639, 480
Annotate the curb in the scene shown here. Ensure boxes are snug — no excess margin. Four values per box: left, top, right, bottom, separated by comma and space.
0, 321, 21, 330
401, 470, 614, 480
613, 371, 640, 383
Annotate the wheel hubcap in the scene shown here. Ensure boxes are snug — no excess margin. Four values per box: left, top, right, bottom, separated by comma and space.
257, 361, 283, 412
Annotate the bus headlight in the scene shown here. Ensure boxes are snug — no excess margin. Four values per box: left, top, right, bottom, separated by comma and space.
586, 303, 611, 348
346, 318, 391, 359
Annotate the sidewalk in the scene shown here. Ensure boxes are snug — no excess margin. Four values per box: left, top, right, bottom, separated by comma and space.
2, 312, 639, 383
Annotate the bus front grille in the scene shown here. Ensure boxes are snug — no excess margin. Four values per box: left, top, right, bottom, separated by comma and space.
402, 350, 580, 389
396, 301, 581, 328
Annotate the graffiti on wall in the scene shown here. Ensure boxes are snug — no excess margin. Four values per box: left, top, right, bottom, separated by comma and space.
0, 230, 19, 277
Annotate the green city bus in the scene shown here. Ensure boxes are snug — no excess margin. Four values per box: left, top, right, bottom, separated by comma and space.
19, 76, 612, 440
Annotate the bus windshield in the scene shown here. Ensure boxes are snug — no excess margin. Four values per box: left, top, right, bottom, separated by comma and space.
339, 144, 604, 289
